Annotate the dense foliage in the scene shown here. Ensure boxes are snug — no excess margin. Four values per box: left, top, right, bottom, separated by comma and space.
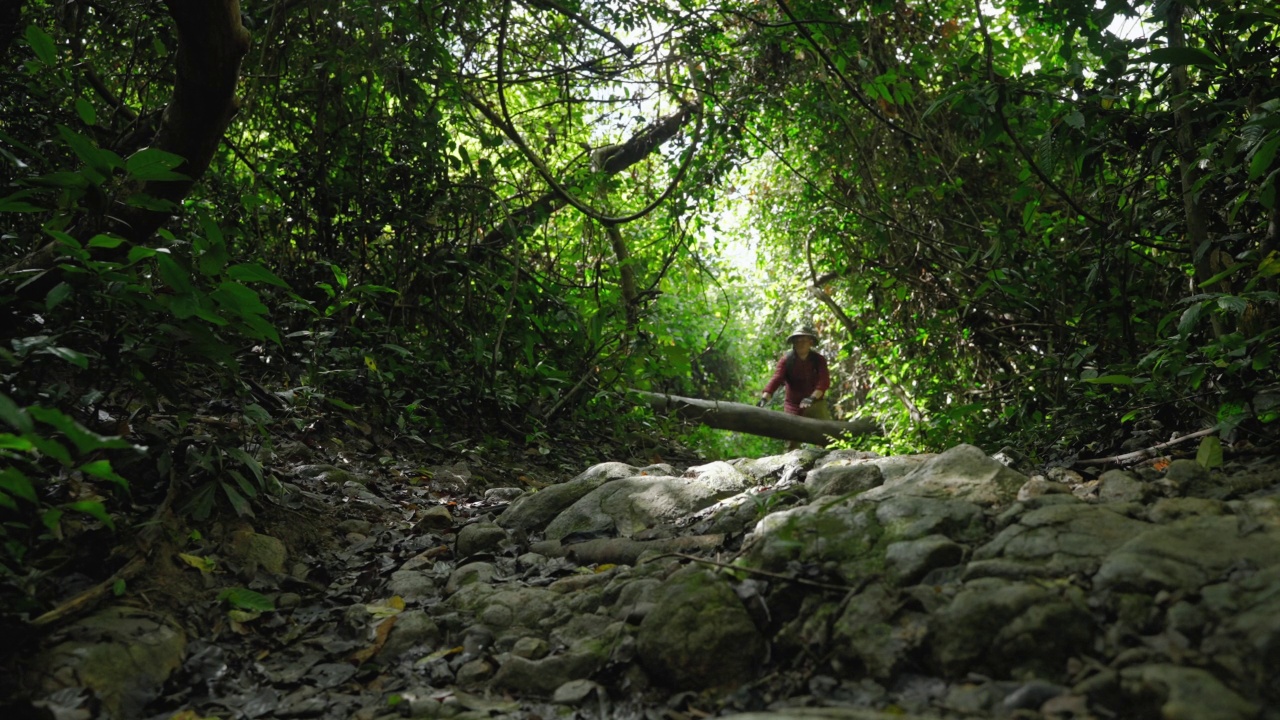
0, 0, 1277, 612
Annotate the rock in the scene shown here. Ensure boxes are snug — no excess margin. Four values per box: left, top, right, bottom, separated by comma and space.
484, 487, 524, 502
225, 529, 288, 574
32, 606, 187, 719
967, 503, 1149, 579
496, 462, 637, 532
859, 444, 1029, 507
444, 562, 498, 596
1094, 515, 1280, 593
447, 586, 561, 633
336, 519, 373, 534
455, 658, 495, 686
491, 652, 600, 696
1017, 478, 1073, 501
376, 611, 440, 661
510, 636, 549, 660
830, 582, 924, 678
1097, 469, 1148, 503
743, 501, 884, 583
418, 505, 454, 530
544, 462, 752, 540
550, 613, 627, 661
636, 566, 765, 690
1147, 497, 1226, 523
1119, 664, 1259, 720
1163, 458, 1215, 497
805, 462, 884, 498
388, 570, 440, 601
875, 495, 987, 543
455, 522, 510, 559
296, 464, 363, 485
885, 535, 964, 585
553, 679, 605, 705
1200, 564, 1280, 690
930, 577, 1093, 677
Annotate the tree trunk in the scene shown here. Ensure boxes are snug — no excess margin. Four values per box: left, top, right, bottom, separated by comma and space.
5, 0, 249, 282
0, 0, 23, 62
634, 391, 880, 445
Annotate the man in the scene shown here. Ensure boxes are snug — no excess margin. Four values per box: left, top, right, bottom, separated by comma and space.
758, 325, 831, 421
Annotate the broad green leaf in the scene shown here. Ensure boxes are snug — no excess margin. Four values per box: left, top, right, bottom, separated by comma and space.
0, 190, 45, 213
27, 406, 136, 453
0, 394, 33, 433
0, 467, 38, 503
212, 281, 268, 316
87, 234, 126, 249
42, 508, 63, 535
225, 447, 264, 485
226, 263, 291, 288
1195, 435, 1222, 470
156, 253, 195, 294
56, 125, 122, 176
1081, 374, 1139, 385
68, 500, 115, 529
218, 587, 275, 611
41, 346, 88, 369
221, 481, 255, 518
125, 147, 189, 181
1177, 302, 1205, 337
75, 97, 97, 126
0, 433, 35, 452
25, 25, 56, 66
1250, 134, 1280, 181
78, 459, 130, 490
45, 282, 73, 311
1143, 46, 1222, 68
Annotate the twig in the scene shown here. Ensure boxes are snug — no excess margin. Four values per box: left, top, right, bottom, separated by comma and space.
1070, 427, 1216, 466
642, 551, 874, 593
31, 556, 147, 627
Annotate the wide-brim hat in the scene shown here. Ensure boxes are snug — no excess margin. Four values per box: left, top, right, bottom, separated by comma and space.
787, 325, 819, 343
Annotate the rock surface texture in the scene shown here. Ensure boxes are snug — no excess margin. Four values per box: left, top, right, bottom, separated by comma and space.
20, 444, 1280, 720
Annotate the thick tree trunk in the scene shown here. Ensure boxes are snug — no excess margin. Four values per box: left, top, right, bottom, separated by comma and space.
634, 391, 880, 445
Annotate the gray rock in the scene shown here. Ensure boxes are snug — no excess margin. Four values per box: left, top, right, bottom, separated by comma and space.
930, 577, 1092, 677
455, 522, 510, 559
805, 462, 884, 498
1094, 515, 1280, 593
743, 501, 883, 583
491, 652, 600, 696
553, 679, 606, 705
388, 570, 440, 601
875, 495, 986, 543
418, 505, 454, 530
1147, 497, 1225, 523
885, 535, 964, 585
1098, 469, 1148, 503
968, 503, 1149, 579
510, 636, 549, 660
1163, 458, 1215, 497
377, 611, 440, 661
32, 606, 187, 719
1016, 478, 1073, 501
551, 613, 627, 660
336, 519, 373, 534
1119, 664, 1258, 720
636, 566, 765, 690
448, 586, 561, 632
455, 658, 495, 686
831, 582, 924, 678
496, 462, 637, 532
859, 444, 1028, 507
544, 462, 752, 540
225, 529, 288, 574
484, 487, 524, 502
444, 562, 498, 596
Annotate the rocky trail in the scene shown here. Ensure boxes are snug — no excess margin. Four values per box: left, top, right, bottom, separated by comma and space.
15, 438, 1280, 720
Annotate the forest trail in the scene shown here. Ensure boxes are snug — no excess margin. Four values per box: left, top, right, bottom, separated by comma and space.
18, 438, 1280, 720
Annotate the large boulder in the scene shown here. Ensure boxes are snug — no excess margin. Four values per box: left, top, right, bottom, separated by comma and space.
636, 566, 765, 690
497, 462, 637, 532
859, 444, 1028, 507
544, 462, 752, 540
966, 502, 1150, 580
1093, 515, 1280, 593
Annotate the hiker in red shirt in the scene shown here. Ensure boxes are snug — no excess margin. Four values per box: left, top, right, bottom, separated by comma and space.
758, 325, 831, 420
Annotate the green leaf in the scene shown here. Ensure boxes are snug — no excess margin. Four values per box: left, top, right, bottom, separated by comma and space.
75, 97, 97, 126
56, 124, 121, 176
41, 346, 89, 369
1178, 302, 1205, 337
1143, 46, 1223, 68
42, 508, 63, 536
221, 481, 255, 518
45, 282, 73, 311
218, 587, 275, 612
87, 234, 126, 249
0, 394, 33, 432
156, 253, 195, 294
68, 500, 115, 530
113, 578, 126, 596
1250, 134, 1280, 181
25, 25, 56, 66
212, 281, 268, 317
226, 446, 265, 486
226, 263, 291, 288
1195, 435, 1222, 470
78, 459, 130, 490
125, 147, 189, 181
0, 467, 38, 503
0, 189, 45, 213
1081, 374, 1139, 385
27, 406, 137, 454
0, 433, 35, 452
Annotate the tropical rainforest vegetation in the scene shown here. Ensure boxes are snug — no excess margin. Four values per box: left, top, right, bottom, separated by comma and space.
0, 0, 1277, 616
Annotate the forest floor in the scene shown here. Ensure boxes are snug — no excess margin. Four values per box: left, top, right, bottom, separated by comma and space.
7, 408, 1280, 720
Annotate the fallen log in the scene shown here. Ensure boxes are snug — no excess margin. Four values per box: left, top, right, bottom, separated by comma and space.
632, 391, 880, 445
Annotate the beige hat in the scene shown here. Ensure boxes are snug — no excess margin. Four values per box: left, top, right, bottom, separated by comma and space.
786, 325, 819, 343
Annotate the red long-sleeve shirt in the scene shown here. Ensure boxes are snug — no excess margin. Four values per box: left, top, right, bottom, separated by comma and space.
762, 351, 830, 415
